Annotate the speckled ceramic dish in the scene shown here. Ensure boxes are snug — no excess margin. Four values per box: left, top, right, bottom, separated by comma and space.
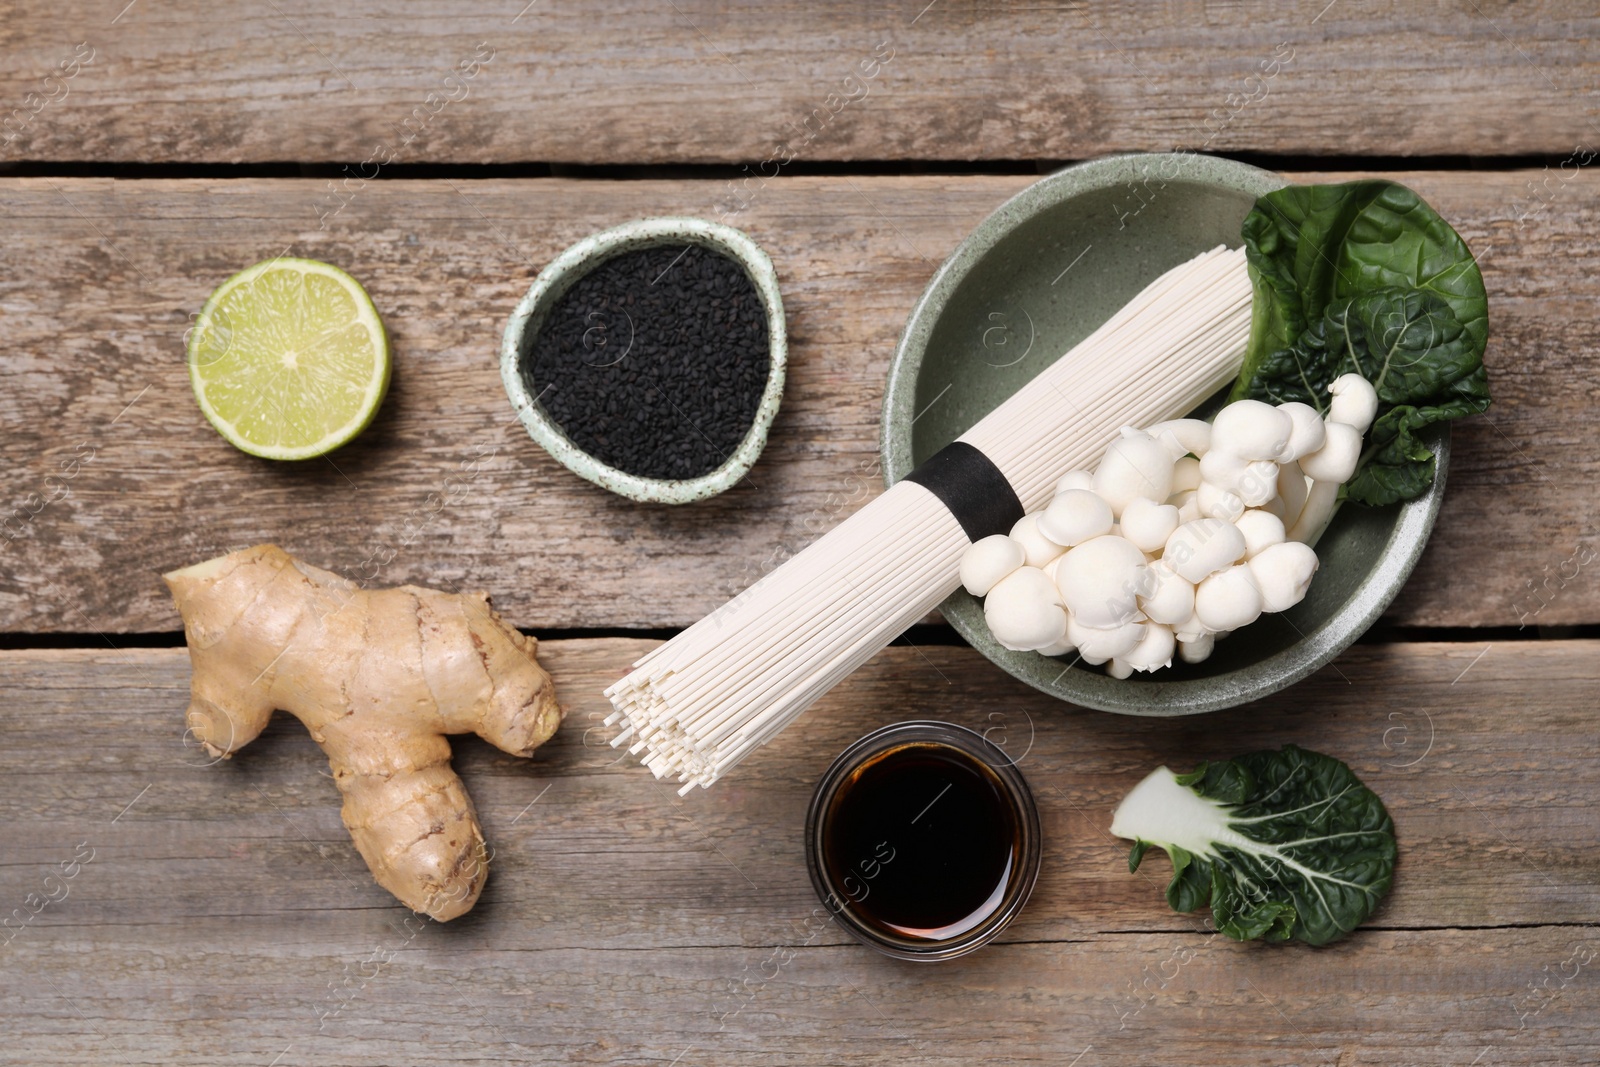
501, 217, 787, 504
881, 153, 1449, 716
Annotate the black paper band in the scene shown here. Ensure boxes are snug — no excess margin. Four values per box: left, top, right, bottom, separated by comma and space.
902, 441, 1025, 542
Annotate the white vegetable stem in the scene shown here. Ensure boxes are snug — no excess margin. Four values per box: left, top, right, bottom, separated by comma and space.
1110, 766, 1234, 857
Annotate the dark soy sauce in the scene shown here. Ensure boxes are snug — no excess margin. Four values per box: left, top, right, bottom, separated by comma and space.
820, 741, 1018, 940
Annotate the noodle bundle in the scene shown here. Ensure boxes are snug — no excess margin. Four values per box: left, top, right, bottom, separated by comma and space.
607, 247, 1253, 792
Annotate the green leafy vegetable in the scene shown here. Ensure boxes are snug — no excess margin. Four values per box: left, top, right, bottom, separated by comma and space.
1241, 287, 1491, 505
1109, 745, 1396, 946
1230, 180, 1492, 505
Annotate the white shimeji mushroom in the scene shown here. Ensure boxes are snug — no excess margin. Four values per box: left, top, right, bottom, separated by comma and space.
1109, 623, 1177, 678
1137, 560, 1196, 626
1055, 469, 1096, 495
1043, 553, 1065, 585
1171, 455, 1202, 494
1250, 540, 1320, 612
1055, 534, 1150, 628
1329, 373, 1379, 433
1164, 518, 1247, 584
1035, 630, 1076, 657
1177, 631, 1214, 664
960, 534, 1027, 597
1288, 478, 1342, 546
984, 567, 1067, 652
1199, 449, 1248, 489
1299, 421, 1363, 484
1173, 613, 1208, 644
1196, 479, 1246, 522
1038, 488, 1115, 547
1094, 427, 1176, 517
1278, 401, 1327, 461
1201, 451, 1280, 507
1276, 461, 1310, 529
1067, 614, 1147, 665
976, 385, 1373, 677
1194, 564, 1264, 631
1234, 509, 1287, 559
1210, 399, 1293, 461
1009, 513, 1066, 569
1119, 496, 1181, 554
1146, 418, 1212, 460
1169, 489, 1203, 525
1237, 460, 1282, 507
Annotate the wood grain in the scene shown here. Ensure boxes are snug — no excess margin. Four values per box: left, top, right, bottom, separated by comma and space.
1, 2, 1598, 163
0, 171, 1593, 632
1, 639, 1596, 1064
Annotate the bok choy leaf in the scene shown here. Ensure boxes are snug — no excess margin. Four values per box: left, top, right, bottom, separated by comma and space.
1111, 745, 1396, 946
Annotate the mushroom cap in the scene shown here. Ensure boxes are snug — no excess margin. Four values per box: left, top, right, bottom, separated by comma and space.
1329, 373, 1379, 434
1278, 402, 1327, 461
1094, 428, 1176, 517
1138, 560, 1196, 625
1211, 399, 1293, 462
1196, 479, 1245, 522
1055, 534, 1150, 628
984, 566, 1067, 651
1235, 509, 1287, 559
1163, 517, 1247, 584
1037, 488, 1115, 547
1200, 451, 1279, 507
1119, 497, 1181, 554
1194, 564, 1265, 631
1249, 540, 1320, 612
1119, 622, 1177, 672
1066, 614, 1147, 665
1009, 513, 1067, 569
1299, 421, 1363, 483
1054, 470, 1096, 495
960, 533, 1026, 597
1035, 630, 1077, 658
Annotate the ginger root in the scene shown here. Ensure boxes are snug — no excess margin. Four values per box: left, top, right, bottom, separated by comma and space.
165, 544, 562, 920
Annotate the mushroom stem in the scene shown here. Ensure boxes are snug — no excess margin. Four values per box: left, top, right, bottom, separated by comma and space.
1287, 479, 1341, 547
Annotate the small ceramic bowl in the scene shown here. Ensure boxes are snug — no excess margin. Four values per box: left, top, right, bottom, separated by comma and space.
881, 153, 1449, 716
501, 217, 787, 504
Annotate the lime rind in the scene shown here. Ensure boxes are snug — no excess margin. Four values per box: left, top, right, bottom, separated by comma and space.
187, 257, 390, 461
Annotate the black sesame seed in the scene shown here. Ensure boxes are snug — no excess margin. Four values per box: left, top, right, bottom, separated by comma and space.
523, 243, 771, 484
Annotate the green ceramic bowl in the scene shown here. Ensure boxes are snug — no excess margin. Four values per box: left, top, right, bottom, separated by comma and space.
881, 154, 1448, 716
501, 217, 787, 504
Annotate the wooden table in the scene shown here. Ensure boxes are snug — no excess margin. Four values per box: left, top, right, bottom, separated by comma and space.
2, 4, 1596, 1064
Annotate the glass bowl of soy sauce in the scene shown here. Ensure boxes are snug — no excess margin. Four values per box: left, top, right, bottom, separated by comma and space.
804, 721, 1041, 961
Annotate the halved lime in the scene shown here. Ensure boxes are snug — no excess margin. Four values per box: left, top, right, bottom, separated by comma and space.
187, 257, 390, 460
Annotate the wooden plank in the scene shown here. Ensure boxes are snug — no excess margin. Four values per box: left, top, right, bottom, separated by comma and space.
1, 172, 1593, 631
0, 639, 1596, 1063
1, 2, 1597, 163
